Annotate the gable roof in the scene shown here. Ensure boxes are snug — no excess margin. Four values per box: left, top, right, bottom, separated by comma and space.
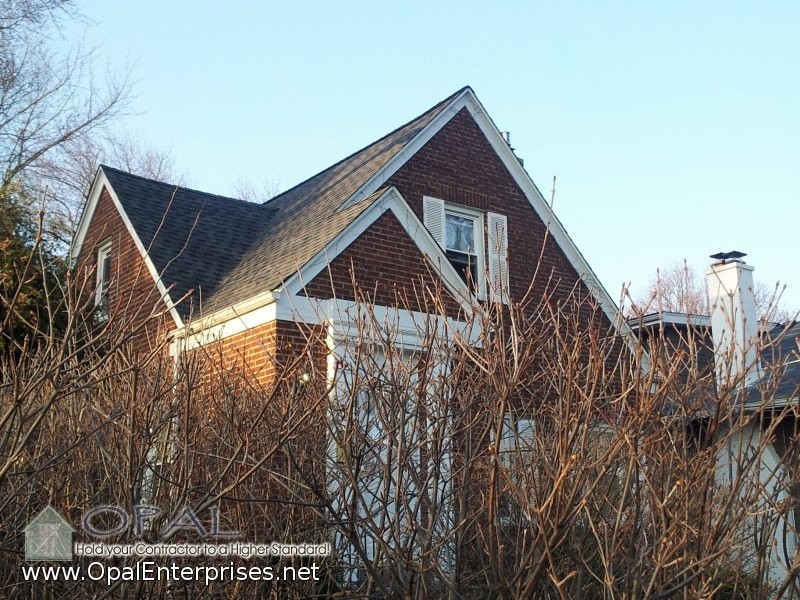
71, 86, 627, 332
72, 88, 467, 320
198, 87, 466, 313
100, 166, 268, 319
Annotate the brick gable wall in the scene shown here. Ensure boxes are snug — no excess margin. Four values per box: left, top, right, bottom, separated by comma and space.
75, 187, 174, 354
303, 212, 462, 317
387, 107, 595, 312
304, 107, 615, 341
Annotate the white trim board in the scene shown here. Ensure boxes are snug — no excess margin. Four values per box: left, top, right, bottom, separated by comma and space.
177, 300, 278, 352
173, 294, 481, 356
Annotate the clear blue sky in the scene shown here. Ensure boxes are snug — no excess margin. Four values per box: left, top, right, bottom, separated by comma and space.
75, 0, 800, 310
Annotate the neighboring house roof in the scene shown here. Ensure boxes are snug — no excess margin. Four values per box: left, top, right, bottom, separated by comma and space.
749, 321, 800, 404
631, 312, 800, 407
628, 312, 715, 390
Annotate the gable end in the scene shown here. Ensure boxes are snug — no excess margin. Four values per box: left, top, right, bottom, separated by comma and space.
71, 170, 184, 329
303, 211, 463, 317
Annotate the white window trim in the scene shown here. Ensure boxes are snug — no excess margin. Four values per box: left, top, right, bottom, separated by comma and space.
445, 205, 485, 299
95, 240, 112, 311
424, 196, 487, 300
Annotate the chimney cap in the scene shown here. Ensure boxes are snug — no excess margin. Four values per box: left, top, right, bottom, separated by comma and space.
710, 250, 747, 263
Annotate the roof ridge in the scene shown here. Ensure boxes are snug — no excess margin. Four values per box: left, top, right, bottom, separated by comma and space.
99, 164, 262, 208
263, 86, 471, 206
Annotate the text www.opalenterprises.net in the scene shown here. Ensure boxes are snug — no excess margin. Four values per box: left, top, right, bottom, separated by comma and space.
21, 561, 321, 586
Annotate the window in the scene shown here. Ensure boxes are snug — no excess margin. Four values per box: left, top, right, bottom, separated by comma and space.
95, 241, 112, 323
445, 209, 480, 289
423, 196, 508, 302
495, 415, 536, 525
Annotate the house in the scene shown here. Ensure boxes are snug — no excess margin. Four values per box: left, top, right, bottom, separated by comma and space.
68, 87, 631, 589
631, 253, 800, 592
706, 253, 800, 590
69, 86, 624, 382
627, 311, 714, 388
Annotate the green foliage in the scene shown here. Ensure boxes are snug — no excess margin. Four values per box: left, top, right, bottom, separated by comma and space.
0, 183, 65, 354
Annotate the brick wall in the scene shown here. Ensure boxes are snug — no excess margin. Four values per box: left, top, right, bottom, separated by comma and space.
75, 187, 175, 354
183, 319, 329, 541
192, 319, 326, 391
303, 211, 462, 317
387, 107, 597, 313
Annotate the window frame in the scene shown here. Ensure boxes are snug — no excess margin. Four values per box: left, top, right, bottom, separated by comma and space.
443, 204, 485, 298
423, 195, 507, 302
95, 240, 112, 322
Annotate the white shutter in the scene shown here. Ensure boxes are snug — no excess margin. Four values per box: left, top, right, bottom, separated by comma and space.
516, 419, 535, 453
423, 196, 446, 248
487, 212, 509, 303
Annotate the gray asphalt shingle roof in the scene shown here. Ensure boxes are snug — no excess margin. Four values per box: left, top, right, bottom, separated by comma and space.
103, 87, 467, 320
103, 166, 267, 319
749, 321, 800, 403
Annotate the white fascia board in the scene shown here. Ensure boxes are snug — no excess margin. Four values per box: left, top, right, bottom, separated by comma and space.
177, 301, 278, 352
282, 187, 481, 315
70, 168, 184, 329
339, 88, 639, 354
741, 399, 787, 412
629, 312, 712, 330
174, 279, 480, 356
69, 169, 104, 265
184, 291, 279, 333
343, 88, 474, 208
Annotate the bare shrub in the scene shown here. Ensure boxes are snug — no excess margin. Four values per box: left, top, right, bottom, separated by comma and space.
2, 240, 799, 598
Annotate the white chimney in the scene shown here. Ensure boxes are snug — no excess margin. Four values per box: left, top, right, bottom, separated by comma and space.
706, 251, 760, 388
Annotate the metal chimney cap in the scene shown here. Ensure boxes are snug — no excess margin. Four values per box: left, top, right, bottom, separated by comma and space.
710, 250, 747, 263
